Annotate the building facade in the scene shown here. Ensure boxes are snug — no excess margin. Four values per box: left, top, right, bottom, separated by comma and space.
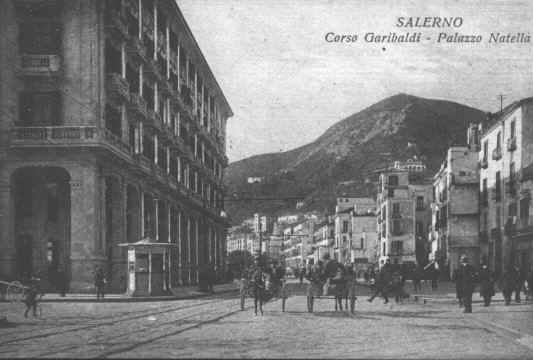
478, 98, 533, 276
430, 146, 480, 278
376, 162, 432, 268
0, 0, 232, 292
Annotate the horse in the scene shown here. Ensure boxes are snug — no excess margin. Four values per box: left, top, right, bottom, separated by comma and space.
306, 262, 354, 313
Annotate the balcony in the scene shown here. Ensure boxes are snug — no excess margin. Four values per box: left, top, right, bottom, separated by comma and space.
126, 37, 146, 63
507, 137, 517, 152
11, 126, 96, 144
129, 93, 148, 118
19, 54, 61, 75
492, 147, 502, 161
106, 73, 130, 101
11, 126, 130, 157
505, 180, 517, 197
105, 12, 128, 39
479, 158, 488, 169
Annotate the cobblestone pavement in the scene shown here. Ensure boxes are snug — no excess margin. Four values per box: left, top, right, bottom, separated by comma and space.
0, 286, 532, 359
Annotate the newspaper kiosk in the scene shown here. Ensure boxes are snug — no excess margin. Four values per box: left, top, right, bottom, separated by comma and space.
119, 238, 176, 297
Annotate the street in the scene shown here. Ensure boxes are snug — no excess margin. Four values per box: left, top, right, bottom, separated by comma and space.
1, 283, 532, 358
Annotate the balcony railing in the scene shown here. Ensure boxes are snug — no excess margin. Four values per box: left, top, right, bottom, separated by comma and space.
102, 128, 130, 155
507, 137, 517, 152
11, 126, 97, 142
106, 73, 130, 100
492, 147, 502, 160
126, 36, 146, 61
20, 54, 61, 74
129, 93, 148, 118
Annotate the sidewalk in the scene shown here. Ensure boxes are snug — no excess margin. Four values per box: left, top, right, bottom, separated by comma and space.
4, 282, 239, 303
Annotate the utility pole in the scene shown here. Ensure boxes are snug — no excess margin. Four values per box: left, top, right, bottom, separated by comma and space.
499, 94, 505, 112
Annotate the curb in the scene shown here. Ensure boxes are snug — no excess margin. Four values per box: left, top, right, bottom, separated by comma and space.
0, 288, 239, 303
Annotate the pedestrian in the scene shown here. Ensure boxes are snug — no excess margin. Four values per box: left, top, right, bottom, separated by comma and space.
526, 266, 533, 302
452, 267, 463, 307
23, 278, 41, 318
94, 267, 106, 300
368, 260, 392, 304
391, 268, 404, 304
500, 266, 516, 306
299, 265, 305, 284
250, 258, 265, 316
412, 265, 422, 292
514, 265, 525, 303
478, 264, 495, 307
431, 263, 439, 290
454, 255, 476, 313
207, 263, 216, 294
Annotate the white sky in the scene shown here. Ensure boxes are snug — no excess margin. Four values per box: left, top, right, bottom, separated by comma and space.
177, 0, 533, 162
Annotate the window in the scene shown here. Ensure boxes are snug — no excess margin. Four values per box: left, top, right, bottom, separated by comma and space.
495, 171, 501, 201
483, 212, 488, 231
342, 221, 349, 233
482, 178, 488, 205
360, 237, 364, 249
391, 241, 403, 255
388, 175, 399, 186
47, 185, 58, 223
105, 104, 122, 137
105, 41, 122, 74
388, 188, 394, 198
416, 196, 424, 210
19, 92, 61, 126
496, 131, 501, 150
495, 206, 501, 229
382, 243, 386, 256
483, 140, 488, 161
342, 236, 347, 243
510, 120, 516, 139
416, 221, 424, 235
392, 203, 400, 217
392, 219, 402, 235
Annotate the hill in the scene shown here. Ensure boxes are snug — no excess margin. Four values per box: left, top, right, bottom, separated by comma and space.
224, 93, 486, 224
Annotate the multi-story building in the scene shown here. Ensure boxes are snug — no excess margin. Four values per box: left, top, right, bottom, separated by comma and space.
376, 160, 432, 268
308, 218, 335, 264
0, 0, 232, 292
430, 144, 480, 278
478, 98, 533, 276
350, 199, 379, 274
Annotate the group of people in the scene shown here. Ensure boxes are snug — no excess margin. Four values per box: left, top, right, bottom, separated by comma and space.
367, 259, 409, 304
454, 255, 533, 312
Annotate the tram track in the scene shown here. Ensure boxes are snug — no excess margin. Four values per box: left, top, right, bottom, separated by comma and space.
0, 298, 226, 346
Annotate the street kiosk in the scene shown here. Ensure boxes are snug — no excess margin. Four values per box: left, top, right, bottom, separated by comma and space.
118, 238, 177, 297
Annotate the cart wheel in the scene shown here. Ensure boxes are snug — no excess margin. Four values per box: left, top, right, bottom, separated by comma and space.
282, 298, 286, 312
7, 282, 24, 303
307, 296, 313, 313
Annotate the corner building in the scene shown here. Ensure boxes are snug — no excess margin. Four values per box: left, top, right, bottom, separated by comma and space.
0, 0, 233, 292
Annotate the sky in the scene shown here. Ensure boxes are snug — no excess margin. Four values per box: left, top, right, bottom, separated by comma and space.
177, 0, 533, 163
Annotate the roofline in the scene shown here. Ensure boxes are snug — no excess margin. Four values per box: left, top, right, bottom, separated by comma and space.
481, 97, 533, 136
171, 1, 234, 117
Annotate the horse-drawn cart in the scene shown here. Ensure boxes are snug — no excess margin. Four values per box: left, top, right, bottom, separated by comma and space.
239, 264, 357, 314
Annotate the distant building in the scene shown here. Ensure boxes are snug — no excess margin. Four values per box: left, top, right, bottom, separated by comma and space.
376, 160, 432, 268
478, 98, 533, 276
430, 146, 480, 279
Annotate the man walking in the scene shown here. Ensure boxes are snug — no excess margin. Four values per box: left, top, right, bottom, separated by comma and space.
478, 264, 495, 307
455, 255, 476, 313
94, 267, 106, 300
368, 260, 392, 304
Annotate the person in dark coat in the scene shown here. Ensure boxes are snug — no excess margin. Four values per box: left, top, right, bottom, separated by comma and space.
478, 264, 495, 306
23, 277, 42, 318
94, 267, 106, 300
452, 267, 464, 307
500, 266, 517, 305
412, 266, 423, 292
250, 260, 265, 316
430, 264, 439, 290
514, 265, 525, 303
368, 260, 393, 304
455, 255, 476, 313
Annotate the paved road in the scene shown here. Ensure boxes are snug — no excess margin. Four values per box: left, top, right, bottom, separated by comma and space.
0, 287, 532, 358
